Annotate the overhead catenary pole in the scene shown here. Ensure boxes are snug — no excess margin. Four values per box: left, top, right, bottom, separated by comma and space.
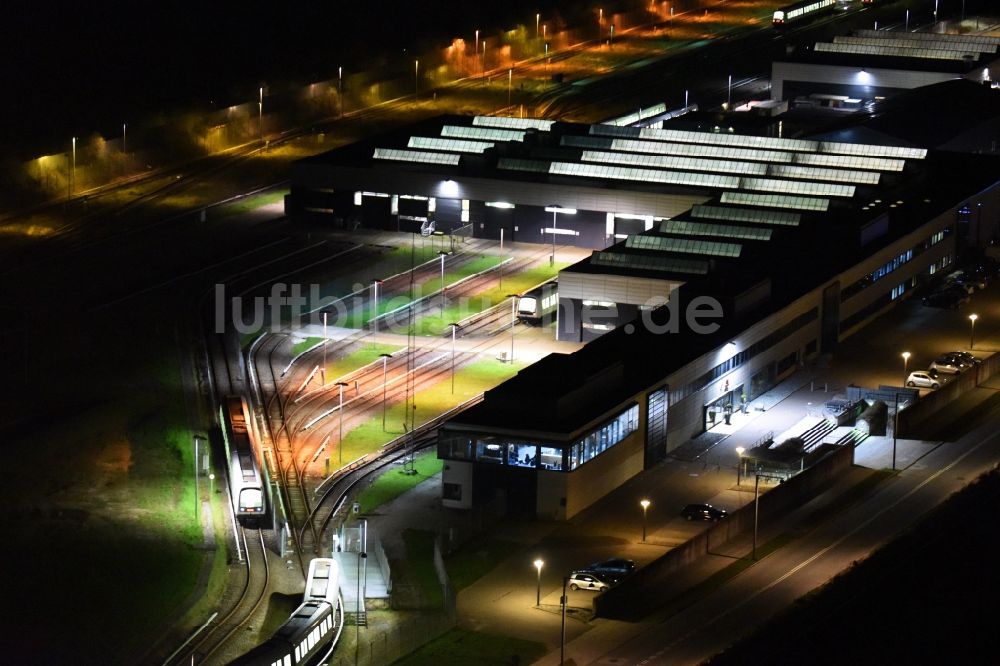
450, 324, 459, 393
337, 381, 349, 464
380, 353, 392, 430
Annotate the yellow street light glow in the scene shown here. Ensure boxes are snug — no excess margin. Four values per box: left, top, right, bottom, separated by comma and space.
901, 351, 911, 361
736, 446, 745, 456
969, 313, 979, 322
640, 499, 651, 510
534, 558, 544, 571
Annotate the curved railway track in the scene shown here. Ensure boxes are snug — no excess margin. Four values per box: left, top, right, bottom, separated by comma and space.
173, 528, 270, 666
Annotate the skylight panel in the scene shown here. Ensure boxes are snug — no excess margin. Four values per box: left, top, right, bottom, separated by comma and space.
793, 153, 905, 172
691, 204, 801, 226
720, 192, 829, 211
442, 125, 526, 142
740, 178, 855, 198
497, 157, 550, 173
549, 161, 740, 189
373, 148, 461, 165
473, 116, 555, 131
818, 142, 927, 160
814, 42, 977, 61
581, 150, 767, 175
767, 164, 880, 185
408, 136, 494, 153
660, 220, 773, 241
626, 234, 743, 257
591, 251, 710, 274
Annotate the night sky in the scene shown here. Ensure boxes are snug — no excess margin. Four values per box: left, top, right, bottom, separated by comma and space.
0, 0, 573, 153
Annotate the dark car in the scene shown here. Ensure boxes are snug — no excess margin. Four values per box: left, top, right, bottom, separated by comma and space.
587, 558, 636, 577
681, 503, 728, 522
922, 286, 969, 309
949, 350, 981, 365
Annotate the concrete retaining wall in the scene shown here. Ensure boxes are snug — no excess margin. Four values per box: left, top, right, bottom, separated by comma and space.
594, 443, 855, 620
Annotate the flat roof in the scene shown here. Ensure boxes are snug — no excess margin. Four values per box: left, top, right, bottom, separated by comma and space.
446, 148, 1000, 437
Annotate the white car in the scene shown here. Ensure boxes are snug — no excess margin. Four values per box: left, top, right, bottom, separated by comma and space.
568, 571, 610, 592
928, 358, 962, 375
906, 371, 940, 389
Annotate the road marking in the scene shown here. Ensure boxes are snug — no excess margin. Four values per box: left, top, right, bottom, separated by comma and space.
629, 423, 1000, 664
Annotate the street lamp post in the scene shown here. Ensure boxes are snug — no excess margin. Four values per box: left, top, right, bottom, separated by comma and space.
321, 311, 328, 386
449, 324, 459, 394
438, 251, 448, 317
727, 74, 732, 109
337, 381, 349, 464
194, 436, 201, 520
735, 446, 745, 485
905, 9, 910, 31
338, 66, 344, 117
380, 353, 392, 430
893, 392, 901, 471
208, 472, 215, 497
508, 68, 512, 108
752, 474, 760, 559
640, 499, 651, 542
560, 576, 568, 664
533, 558, 544, 606
499, 227, 505, 290
258, 87, 264, 147
371, 280, 382, 345
71, 136, 77, 200
544, 205, 577, 266
901, 351, 911, 385
414, 60, 419, 98
536, 12, 540, 38
122, 122, 127, 155
610, 24, 615, 45
969, 313, 978, 350
507, 294, 518, 363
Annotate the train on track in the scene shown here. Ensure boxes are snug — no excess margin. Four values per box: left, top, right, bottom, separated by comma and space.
230, 558, 344, 666
517, 281, 558, 325
772, 0, 838, 26
222, 396, 268, 528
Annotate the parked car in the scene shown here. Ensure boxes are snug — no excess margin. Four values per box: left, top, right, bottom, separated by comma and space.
681, 503, 728, 522
906, 371, 940, 389
586, 558, 636, 577
929, 356, 964, 374
921, 286, 969, 309
950, 350, 981, 365
568, 571, 610, 592
944, 271, 977, 294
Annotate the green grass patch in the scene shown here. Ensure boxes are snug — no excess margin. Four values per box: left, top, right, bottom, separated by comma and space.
260, 593, 304, 637
416, 262, 566, 335
338, 358, 521, 464
292, 336, 324, 356
356, 450, 443, 513
241, 329, 263, 350
325, 343, 403, 382
216, 189, 288, 217
402, 529, 445, 607
444, 538, 522, 592
391, 627, 547, 666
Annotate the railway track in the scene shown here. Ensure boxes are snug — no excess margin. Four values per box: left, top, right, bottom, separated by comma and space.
172, 528, 270, 666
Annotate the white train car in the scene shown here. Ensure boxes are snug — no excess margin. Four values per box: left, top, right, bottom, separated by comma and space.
230, 559, 344, 665
223, 396, 267, 527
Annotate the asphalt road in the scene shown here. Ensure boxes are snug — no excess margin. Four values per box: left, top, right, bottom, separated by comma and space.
587, 396, 1000, 665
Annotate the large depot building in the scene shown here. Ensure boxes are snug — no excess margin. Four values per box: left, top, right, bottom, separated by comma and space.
287, 79, 1000, 520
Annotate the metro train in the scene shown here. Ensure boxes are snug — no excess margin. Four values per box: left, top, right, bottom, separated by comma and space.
772, 0, 837, 26
516, 281, 558, 325
222, 396, 267, 528
230, 558, 344, 666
